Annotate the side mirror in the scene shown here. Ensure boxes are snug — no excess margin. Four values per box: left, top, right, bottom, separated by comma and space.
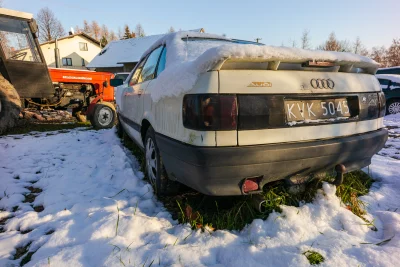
110, 78, 123, 87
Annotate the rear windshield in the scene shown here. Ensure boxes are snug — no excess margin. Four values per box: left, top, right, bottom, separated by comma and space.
183, 37, 262, 61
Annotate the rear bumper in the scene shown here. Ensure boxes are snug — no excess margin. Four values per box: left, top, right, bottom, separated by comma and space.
156, 128, 388, 196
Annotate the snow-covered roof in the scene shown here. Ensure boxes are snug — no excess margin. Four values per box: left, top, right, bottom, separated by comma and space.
87, 34, 164, 68
376, 74, 400, 84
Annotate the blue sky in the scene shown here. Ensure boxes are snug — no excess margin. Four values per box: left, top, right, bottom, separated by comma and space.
4, 0, 398, 49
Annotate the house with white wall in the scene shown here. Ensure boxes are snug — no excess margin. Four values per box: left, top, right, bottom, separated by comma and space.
20, 33, 101, 70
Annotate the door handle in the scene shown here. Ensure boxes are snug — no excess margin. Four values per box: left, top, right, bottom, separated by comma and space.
138, 89, 143, 96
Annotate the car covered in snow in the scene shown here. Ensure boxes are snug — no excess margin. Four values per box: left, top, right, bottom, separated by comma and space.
112, 32, 388, 196
376, 74, 400, 114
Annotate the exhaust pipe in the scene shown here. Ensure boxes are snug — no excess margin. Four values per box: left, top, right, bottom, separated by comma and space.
334, 164, 346, 185
251, 194, 267, 213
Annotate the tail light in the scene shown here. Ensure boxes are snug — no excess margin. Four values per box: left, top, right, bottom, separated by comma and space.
378, 92, 386, 117
182, 94, 237, 130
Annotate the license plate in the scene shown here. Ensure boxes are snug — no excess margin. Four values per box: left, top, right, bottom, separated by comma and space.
284, 98, 350, 122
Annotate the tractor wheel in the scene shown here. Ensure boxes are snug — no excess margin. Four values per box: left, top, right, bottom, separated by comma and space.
90, 103, 116, 129
0, 74, 21, 134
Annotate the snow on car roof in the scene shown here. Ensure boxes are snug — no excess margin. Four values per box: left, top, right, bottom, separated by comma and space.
376, 74, 400, 84
87, 34, 164, 68
145, 31, 380, 102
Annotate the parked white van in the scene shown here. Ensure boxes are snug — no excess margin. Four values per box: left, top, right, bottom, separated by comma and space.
111, 32, 387, 196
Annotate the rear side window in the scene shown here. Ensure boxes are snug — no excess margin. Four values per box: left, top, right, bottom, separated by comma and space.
156, 47, 167, 77
129, 58, 146, 85
141, 46, 164, 82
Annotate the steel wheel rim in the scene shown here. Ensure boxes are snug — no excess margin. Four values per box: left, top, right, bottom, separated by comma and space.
98, 107, 113, 126
388, 102, 400, 114
146, 138, 157, 184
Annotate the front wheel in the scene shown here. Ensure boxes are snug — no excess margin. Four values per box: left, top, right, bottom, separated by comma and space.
90, 103, 116, 129
144, 126, 179, 196
387, 100, 400, 115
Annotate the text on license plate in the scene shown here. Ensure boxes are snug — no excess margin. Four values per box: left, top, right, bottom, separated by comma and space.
284, 99, 350, 122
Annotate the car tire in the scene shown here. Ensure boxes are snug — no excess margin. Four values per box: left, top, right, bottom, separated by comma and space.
144, 126, 179, 196
0, 74, 21, 134
386, 99, 400, 115
90, 103, 116, 129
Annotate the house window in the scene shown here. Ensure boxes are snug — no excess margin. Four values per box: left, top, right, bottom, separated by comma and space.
81, 58, 85, 66
79, 42, 88, 51
62, 57, 72, 66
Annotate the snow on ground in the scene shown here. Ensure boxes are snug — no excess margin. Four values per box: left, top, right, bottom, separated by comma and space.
0, 118, 399, 266
378, 114, 400, 160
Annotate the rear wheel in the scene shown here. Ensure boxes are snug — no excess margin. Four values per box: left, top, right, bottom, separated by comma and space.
387, 99, 400, 115
144, 126, 179, 196
90, 103, 116, 129
0, 74, 21, 134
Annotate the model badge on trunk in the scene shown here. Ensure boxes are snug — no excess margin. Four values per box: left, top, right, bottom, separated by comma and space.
248, 82, 272, 87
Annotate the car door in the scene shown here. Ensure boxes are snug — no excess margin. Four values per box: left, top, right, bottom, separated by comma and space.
122, 57, 147, 126
122, 46, 165, 125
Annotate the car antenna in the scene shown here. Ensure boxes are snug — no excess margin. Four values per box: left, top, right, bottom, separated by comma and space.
185, 34, 189, 61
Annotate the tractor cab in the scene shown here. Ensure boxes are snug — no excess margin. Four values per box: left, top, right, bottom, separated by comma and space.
0, 8, 53, 99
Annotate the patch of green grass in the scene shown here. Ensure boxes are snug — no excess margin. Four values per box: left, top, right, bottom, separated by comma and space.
303, 250, 324, 265
1, 121, 91, 136
336, 170, 374, 219
118, 129, 375, 231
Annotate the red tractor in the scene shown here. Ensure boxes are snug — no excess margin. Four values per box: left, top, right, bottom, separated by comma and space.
0, 7, 116, 133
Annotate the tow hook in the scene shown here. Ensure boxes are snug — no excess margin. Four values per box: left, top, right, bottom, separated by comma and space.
334, 164, 346, 186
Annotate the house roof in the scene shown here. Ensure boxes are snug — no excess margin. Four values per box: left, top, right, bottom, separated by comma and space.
87, 34, 164, 68
40, 33, 100, 46
0, 7, 33, 20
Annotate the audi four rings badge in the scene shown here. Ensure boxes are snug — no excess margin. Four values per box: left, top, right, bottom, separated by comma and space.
310, 79, 335, 89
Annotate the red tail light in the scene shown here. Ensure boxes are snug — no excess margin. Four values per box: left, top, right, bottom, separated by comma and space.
183, 94, 237, 130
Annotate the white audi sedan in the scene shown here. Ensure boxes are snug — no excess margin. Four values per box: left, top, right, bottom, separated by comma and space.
111, 31, 387, 196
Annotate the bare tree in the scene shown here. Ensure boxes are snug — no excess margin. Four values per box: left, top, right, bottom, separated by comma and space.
370, 46, 388, 67
82, 20, 91, 36
318, 32, 351, 52
353, 37, 368, 56
168, 26, 175, 33
117, 27, 123, 39
36, 7, 65, 42
101, 24, 109, 40
300, 29, 311, 49
386, 38, 400, 67
135, 23, 145, 37
74, 25, 82, 34
109, 30, 118, 41
91, 21, 101, 40
319, 32, 341, 51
